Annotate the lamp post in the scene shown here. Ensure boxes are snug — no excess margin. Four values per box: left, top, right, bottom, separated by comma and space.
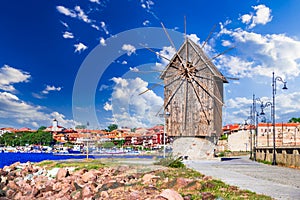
259, 101, 272, 147
244, 106, 253, 159
253, 96, 272, 160
252, 95, 263, 161
159, 111, 170, 158
271, 72, 288, 165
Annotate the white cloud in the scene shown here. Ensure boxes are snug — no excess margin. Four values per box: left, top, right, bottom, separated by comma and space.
57, 5, 92, 24
221, 40, 232, 47
56, 6, 76, 18
99, 84, 109, 91
129, 67, 139, 72
240, 14, 252, 24
62, 31, 74, 39
74, 6, 91, 23
0, 92, 76, 128
42, 85, 62, 94
143, 20, 150, 26
50, 112, 77, 128
0, 65, 30, 92
91, 24, 100, 30
240, 4, 272, 29
110, 77, 163, 128
140, 0, 154, 10
103, 102, 112, 111
224, 91, 300, 125
155, 46, 176, 70
187, 34, 200, 45
32, 93, 44, 99
216, 55, 254, 78
218, 26, 300, 78
60, 21, 69, 28
100, 21, 109, 35
74, 42, 88, 53
90, 0, 100, 4
99, 37, 106, 46
122, 44, 136, 56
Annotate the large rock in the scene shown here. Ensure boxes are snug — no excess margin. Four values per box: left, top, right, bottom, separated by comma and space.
159, 189, 184, 200
142, 174, 160, 184
172, 137, 216, 160
82, 170, 97, 183
56, 168, 69, 181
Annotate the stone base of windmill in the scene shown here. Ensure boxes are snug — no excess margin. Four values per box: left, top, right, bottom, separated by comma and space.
172, 137, 216, 160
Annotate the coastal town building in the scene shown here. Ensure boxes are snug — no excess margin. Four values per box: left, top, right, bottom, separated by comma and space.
0, 127, 15, 136
257, 122, 300, 147
220, 124, 252, 152
220, 122, 300, 152
44, 119, 65, 132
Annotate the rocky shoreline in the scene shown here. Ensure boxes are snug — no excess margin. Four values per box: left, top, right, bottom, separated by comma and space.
0, 160, 197, 200
0, 159, 272, 200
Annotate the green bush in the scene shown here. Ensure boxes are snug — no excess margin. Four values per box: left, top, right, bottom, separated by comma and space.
155, 156, 185, 168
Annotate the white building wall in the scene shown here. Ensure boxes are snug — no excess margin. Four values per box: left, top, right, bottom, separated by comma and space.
228, 130, 250, 151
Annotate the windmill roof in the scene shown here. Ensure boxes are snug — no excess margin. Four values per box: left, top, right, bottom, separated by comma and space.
160, 38, 228, 83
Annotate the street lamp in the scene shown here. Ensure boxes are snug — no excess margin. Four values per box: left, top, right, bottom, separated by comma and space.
271, 72, 287, 165
252, 95, 264, 161
159, 111, 170, 158
244, 106, 253, 159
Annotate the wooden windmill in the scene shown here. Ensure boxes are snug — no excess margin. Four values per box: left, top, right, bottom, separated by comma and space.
139, 21, 234, 159
159, 28, 229, 140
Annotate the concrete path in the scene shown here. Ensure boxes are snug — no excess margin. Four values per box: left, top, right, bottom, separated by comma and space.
184, 156, 300, 200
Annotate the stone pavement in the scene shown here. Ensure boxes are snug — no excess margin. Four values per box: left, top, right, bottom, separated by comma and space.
184, 156, 300, 200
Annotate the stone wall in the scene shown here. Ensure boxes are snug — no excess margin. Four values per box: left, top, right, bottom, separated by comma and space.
172, 137, 216, 160
255, 147, 300, 167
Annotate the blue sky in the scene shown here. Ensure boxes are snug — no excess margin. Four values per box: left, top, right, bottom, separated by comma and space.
1, 0, 300, 129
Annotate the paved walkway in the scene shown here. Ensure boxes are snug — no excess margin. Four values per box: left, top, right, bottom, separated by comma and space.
184, 156, 300, 200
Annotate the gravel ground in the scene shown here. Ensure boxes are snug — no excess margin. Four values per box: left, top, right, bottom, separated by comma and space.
184, 156, 300, 200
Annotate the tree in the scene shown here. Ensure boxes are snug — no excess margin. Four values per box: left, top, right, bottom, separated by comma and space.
289, 117, 300, 123
107, 124, 118, 132
102, 141, 115, 149
131, 128, 136, 132
38, 126, 47, 131
0, 131, 55, 146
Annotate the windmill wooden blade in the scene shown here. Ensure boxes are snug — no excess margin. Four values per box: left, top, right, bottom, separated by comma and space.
210, 46, 235, 60
139, 43, 171, 62
189, 46, 235, 79
202, 24, 217, 49
183, 79, 189, 130
161, 22, 189, 71
164, 79, 185, 110
155, 105, 164, 117
189, 80, 210, 125
161, 22, 177, 50
138, 82, 163, 95
192, 76, 224, 106
133, 70, 163, 74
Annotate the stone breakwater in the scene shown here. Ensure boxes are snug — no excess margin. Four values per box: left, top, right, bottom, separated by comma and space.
0, 161, 214, 200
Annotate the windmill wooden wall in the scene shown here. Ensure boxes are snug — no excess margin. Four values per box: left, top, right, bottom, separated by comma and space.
160, 38, 227, 138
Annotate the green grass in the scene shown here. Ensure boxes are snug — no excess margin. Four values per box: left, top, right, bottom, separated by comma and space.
256, 159, 273, 165
35, 159, 106, 170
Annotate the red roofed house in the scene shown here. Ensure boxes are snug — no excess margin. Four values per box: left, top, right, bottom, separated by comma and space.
221, 124, 251, 152
257, 122, 300, 147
